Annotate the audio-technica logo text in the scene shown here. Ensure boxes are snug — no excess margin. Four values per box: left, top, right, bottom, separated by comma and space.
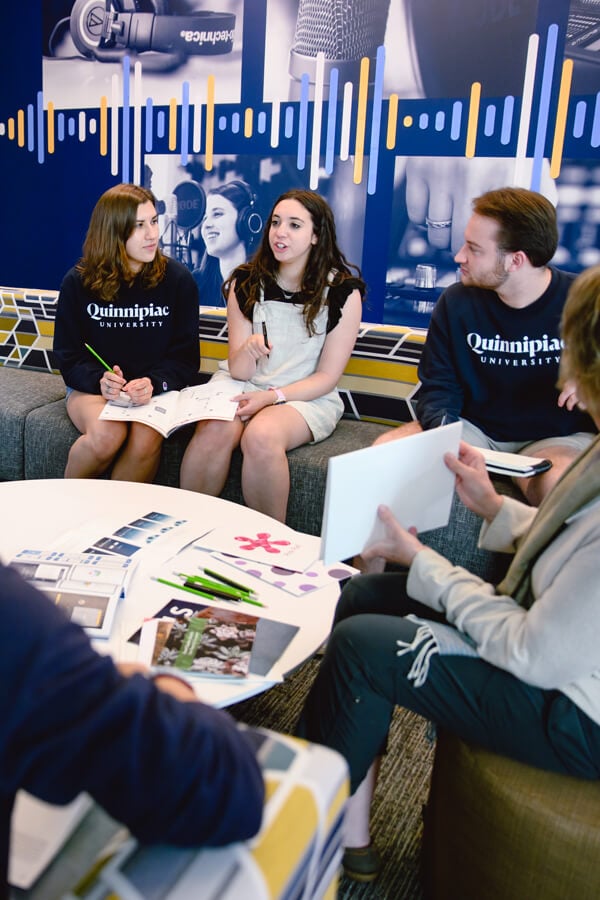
87, 303, 169, 327
467, 332, 563, 366
180, 29, 234, 46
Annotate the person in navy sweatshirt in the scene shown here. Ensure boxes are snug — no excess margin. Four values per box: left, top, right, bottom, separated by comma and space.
54, 183, 200, 482
0, 562, 264, 899
374, 187, 597, 505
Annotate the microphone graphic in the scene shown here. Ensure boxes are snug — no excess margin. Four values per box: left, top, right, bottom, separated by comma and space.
288, 0, 391, 95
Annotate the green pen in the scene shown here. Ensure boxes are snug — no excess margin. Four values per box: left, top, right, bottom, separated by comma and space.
202, 567, 258, 595
176, 572, 266, 608
152, 576, 218, 602
177, 572, 249, 600
85, 342, 113, 372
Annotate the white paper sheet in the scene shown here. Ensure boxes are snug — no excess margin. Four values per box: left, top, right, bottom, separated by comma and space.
320, 422, 462, 564
194, 522, 320, 573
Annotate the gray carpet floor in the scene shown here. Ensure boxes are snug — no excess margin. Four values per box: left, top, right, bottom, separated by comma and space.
228, 656, 434, 900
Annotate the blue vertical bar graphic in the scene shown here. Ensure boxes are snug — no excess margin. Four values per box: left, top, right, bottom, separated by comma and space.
531, 25, 558, 193
572, 101, 586, 139
58, 113, 65, 142
121, 56, 131, 183
284, 106, 295, 138
500, 97, 514, 145
367, 46, 385, 195
27, 104, 34, 152
450, 102, 462, 141
180, 82, 190, 165
592, 94, 600, 148
145, 99, 153, 151
325, 69, 339, 174
36, 91, 44, 164
297, 76, 310, 170
484, 105, 496, 137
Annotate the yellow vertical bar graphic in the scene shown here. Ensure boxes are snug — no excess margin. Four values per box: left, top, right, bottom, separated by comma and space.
47, 103, 55, 154
7, 118, 15, 140
205, 75, 215, 170
99, 96, 108, 156
550, 59, 573, 179
353, 57, 370, 184
17, 109, 25, 147
465, 82, 481, 158
386, 94, 399, 149
169, 98, 177, 151
244, 107, 253, 138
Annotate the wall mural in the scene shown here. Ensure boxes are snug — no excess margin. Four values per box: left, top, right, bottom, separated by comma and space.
0, 0, 599, 325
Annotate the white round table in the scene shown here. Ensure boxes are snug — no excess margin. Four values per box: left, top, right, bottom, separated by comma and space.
0, 479, 342, 708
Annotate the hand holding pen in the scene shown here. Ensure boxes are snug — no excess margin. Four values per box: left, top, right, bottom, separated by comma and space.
85, 343, 127, 401
86, 343, 152, 405
244, 331, 271, 361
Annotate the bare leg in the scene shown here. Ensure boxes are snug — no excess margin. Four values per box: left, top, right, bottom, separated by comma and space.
65, 392, 128, 478
111, 422, 164, 482
518, 445, 581, 506
373, 419, 423, 446
240, 406, 311, 521
180, 418, 244, 494
343, 757, 381, 848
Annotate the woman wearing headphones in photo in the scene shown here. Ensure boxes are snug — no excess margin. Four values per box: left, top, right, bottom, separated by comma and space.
180, 188, 365, 522
192, 180, 263, 307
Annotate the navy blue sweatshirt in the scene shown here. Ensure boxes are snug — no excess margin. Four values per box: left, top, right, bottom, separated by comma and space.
0, 564, 264, 897
53, 257, 200, 396
416, 267, 596, 441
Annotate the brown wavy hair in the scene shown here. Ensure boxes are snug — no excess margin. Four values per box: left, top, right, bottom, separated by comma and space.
76, 183, 167, 302
472, 187, 558, 268
560, 265, 600, 423
223, 189, 365, 334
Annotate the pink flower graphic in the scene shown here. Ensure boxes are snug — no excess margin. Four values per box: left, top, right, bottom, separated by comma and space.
234, 532, 292, 553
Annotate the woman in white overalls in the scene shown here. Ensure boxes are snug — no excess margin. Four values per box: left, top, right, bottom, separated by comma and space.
180, 189, 365, 522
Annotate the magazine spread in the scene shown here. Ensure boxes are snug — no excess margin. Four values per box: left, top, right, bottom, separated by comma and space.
136, 601, 299, 680
99, 380, 243, 437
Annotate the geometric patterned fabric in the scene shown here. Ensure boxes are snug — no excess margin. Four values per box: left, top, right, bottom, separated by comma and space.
0, 287, 425, 425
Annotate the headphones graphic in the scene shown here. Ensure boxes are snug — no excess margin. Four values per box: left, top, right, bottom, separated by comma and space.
68, 0, 235, 69
228, 180, 263, 244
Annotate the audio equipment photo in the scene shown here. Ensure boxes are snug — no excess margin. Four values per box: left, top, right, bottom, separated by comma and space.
68, 0, 235, 67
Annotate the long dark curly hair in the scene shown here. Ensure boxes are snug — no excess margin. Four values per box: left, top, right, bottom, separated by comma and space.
223, 189, 365, 334
76, 183, 167, 302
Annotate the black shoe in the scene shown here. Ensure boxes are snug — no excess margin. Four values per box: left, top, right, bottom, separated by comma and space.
342, 844, 382, 882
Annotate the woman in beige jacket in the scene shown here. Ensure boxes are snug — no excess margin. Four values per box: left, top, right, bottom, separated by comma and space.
298, 264, 600, 882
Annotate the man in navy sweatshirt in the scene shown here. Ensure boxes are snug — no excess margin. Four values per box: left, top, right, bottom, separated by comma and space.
376, 187, 597, 505
0, 563, 265, 898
